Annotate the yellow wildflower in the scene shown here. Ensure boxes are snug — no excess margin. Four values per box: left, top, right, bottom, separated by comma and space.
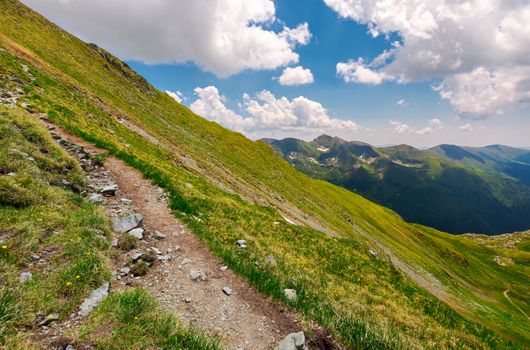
76, 275, 80, 279
1, 245, 7, 249
66, 281, 72, 287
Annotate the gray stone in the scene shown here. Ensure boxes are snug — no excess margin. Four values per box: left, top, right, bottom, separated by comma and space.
128, 228, 144, 240
88, 193, 103, 204
277, 331, 308, 350
222, 287, 233, 295
101, 184, 118, 196
19, 272, 33, 283
65, 345, 76, 350
118, 267, 130, 276
283, 289, 297, 301
39, 313, 60, 326
180, 258, 192, 266
157, 255, 172, 261
7, 172, 16, 177
119, 198, 132, 204
184, 297, 191, 303
236, 239, 247, 248
131, 252, 143, 261
369, 249, 377, 256
220, 265, 228, 271
78, 282, 109, 317
148, 247, 162, 255
111, 238, 118, 247
112, 214, 143, 233
189, 270, 206, 281
154, 230, 166, 240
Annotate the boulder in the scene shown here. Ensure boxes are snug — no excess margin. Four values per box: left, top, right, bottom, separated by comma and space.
277, 331, 308, 350
128, 228, 144, 240
101, 184, 118, 196
78, 282, 110, 317
112, 214, 143, 233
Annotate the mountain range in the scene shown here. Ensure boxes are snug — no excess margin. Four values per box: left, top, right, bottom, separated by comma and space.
263, 135, 530, 235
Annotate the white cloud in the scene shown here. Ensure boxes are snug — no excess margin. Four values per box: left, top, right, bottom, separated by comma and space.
190, 86, 360, 139
165, 90, 183, 103
396, 99, 409, 107
390, 118, 443, 135
325, 0, 530, 117
459, 123, 474, 132
336, 58, 390, 84
278, 66, 314, 86
21, 0, 311, 77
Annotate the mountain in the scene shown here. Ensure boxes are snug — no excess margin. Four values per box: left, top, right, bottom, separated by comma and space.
1, 1, 529, 348
264, 135, 530, 235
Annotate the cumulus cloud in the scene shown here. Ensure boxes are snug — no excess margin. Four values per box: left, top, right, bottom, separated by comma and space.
278, 66, 314, 86
390, 118, 443, 135
336, 58, 389, 84
21, 0, 311, 77
325, 0, 530, 117
165, 90, 183, 103
190, 86, 360, 139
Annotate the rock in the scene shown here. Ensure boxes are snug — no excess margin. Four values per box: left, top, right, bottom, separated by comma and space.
131, 252, 143, 261
273, 221, 281, 225
189, 270, 206, 281
369, 249, 377, 256
157, 255, 172, 261
88, 193, 103, 204
112, 214, 143, 233
148, 247, 162, 255
222, 287, 233, 295
7, 172, 16, 177
180, 258, 192, 266
65, 345, 76, 350
78, 282, 110, 317
39, 313, 60, 326
283, 289, 297, 301
111, 237, 118, 247
184, 297, 191, 303
154, 230, 166, 240
118, 267, 130, 276
119, 198, 132, 204
236, 239, 247, 248
128, 228, 144, 240
220, 265, 228, 271
101, 184, 118, 196
265, 255, 277, 266
19, 272, 33, 283
277, 331, 308, 350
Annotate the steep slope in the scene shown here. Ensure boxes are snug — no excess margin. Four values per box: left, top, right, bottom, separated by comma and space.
1, 1, 529, 348
265, 136, 530, 234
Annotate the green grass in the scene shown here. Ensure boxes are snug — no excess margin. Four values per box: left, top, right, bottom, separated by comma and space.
0, 108, 222, 349
77, 289, 221, 350
1, 1, 529, 348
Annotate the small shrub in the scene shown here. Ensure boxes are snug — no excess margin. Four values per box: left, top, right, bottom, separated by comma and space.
118, 234, 137, 251
131, 260, 149, 276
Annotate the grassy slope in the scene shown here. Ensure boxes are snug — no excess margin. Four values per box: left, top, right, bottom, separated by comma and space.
0, 107, 219, 349
1, 1, 529, 348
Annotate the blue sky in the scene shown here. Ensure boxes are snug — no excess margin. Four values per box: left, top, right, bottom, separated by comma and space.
21, 0, 530, 147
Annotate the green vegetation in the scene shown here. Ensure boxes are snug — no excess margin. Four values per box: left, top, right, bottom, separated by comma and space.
264, 135, 530, 234
0, 104, 220, 349
78, 289, 220, 350
1, 1, 529, 348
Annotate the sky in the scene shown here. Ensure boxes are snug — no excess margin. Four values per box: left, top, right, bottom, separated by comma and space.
21, 0, 530, 148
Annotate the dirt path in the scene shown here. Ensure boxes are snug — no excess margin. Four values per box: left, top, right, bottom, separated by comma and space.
41, 118, 303, 350
503, 289, 530, 321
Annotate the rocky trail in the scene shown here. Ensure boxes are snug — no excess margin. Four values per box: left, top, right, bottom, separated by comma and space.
38, 116, 319, 350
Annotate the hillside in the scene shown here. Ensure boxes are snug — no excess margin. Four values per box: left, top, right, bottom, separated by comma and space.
264, 136, 530, 235
1, 1, 529, 349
